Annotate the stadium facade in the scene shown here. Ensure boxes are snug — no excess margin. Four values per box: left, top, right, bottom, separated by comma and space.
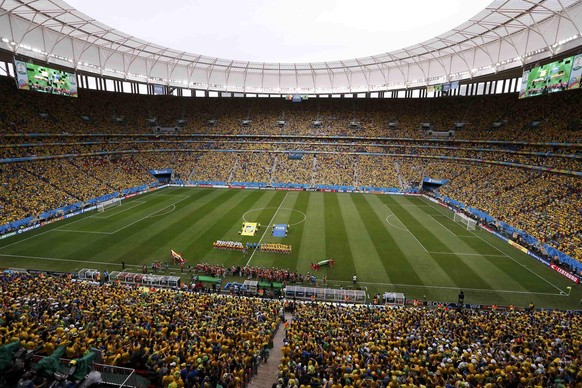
0, 0, 580, 95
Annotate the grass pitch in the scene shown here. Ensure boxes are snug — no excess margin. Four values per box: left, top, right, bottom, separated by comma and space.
0, 187, 579, 309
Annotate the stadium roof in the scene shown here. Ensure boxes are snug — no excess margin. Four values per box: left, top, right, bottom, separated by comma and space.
0, 0, 581, 94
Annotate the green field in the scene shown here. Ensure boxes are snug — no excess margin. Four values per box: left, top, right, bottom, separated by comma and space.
0, 187, 579, 309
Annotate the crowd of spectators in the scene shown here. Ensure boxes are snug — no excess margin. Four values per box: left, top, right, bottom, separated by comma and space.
313, 154, 356, 186
1, 267, 581, 387
0, 163, 75, 224
278, 302, 582, 387
356, 156, 399, 188
2, 75, 580, 142
192, 153, 235, 182
0, 74, 580, 264
272, 155, 314, 185
440, 166, 582, 262
230, 153, 274, 183
0, 272, 282, 387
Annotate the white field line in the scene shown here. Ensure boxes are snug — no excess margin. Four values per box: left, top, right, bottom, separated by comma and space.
424, 199, 566, 295
0, 252, 565, 297
385, 215, 409, 232
0, 229, 55, 250
145, 204, 176, 218
329, 279, 564, 296
108, 196, 191, 234
245, 192, 288, 267
0, 194, 190, 247
428, 252, 506, 257
52, 196, 188, 235
0, 210, 99, 250
92, 200, 145, 219
384, 204, 429, 253
0, 253, 142, 268
53, 229, 112, 235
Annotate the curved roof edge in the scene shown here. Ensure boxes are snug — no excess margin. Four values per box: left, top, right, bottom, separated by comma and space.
0, 0, 581, 94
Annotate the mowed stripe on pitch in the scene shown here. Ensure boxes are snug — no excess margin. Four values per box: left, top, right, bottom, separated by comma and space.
324, 193, 356, 281
337, 193, 391, 285
110, 188, 239, 262
355, 194, 424, 289
406, 202, 530, 291
259, 191, 310, 273
399, 197, 538, 304
423, 199, 563, 294
286, 192, 311, 274
298, 192, 327, 274
378, 196, 457, 287
388, 198, 493, 290
245, 191, 298, 269
4, 192, 201, 262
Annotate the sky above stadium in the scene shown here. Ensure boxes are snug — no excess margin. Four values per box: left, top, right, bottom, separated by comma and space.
66, 0, 492, 63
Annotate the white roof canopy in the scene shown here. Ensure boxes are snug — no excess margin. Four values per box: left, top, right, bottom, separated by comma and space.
1, 0, 581, 94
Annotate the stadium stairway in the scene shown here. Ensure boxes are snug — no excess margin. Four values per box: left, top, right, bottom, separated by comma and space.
248, 313, 292, 387
394, 160, 405, 189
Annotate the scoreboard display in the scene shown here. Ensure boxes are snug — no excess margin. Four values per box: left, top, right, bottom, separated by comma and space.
519, 56, 574, 98
14, 60, 78, 97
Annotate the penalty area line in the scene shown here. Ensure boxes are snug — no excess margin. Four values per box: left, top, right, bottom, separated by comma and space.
91, 200, 146, 219
108, 196, 190, 234
424, 198, 567, 295
0, 211, 99, 251
384, 204, 429, 253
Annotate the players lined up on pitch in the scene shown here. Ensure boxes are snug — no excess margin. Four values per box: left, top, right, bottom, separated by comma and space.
260, 243, 292, 254
212, 240, 245, 251
212, 240, 292, 254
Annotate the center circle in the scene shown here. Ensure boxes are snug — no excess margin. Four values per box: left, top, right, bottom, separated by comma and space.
242, 207, 307, 226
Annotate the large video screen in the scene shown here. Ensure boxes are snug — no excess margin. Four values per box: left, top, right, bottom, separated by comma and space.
14, 60, 78, 97
519, 56, 573, 98
568, 54, 582, 90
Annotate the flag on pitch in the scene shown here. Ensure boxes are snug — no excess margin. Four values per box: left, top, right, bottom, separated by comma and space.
171, 249, 185, 264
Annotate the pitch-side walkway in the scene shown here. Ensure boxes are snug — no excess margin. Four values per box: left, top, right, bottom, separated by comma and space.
248, 313, 292, 388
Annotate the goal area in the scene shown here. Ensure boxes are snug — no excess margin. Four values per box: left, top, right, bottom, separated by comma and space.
453, 212, 477, 231
97, 197, 122, 212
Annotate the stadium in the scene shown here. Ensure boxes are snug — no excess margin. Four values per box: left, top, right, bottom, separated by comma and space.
0, 0, 581, 387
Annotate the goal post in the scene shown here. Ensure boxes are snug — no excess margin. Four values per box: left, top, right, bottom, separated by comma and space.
97, 197, 122, 212
453, 212, 477, 231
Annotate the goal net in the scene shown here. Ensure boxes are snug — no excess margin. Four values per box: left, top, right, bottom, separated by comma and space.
97, 197, 122, 212
453, 212, 477, 231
